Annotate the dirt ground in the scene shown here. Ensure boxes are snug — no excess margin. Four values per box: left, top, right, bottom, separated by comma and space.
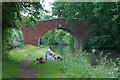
17, 57, 36, 78
16, 53, 65, 78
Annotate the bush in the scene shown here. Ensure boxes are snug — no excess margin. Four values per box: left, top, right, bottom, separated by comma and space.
5, 28, 24, 50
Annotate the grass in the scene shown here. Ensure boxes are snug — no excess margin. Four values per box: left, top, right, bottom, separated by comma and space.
31, 61, 65, 78
3, 44, 118, 78
8, 45, 61, 62
56, 49, 118, 78
8, 45, 42, 61
3, 44, 64, 78
2, 55, 18, 78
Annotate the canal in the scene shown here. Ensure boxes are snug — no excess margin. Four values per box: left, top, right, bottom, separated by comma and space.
52, 45, 120, 65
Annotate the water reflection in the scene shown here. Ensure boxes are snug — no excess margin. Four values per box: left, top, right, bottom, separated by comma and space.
52, 45, 74, 57
52, 45, 119, 60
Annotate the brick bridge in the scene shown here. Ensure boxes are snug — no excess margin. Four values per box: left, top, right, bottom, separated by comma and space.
22, 18, 88, 55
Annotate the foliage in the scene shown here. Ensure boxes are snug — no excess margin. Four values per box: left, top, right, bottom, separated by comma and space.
41, 14, 56, 20
41, 29, 74, 46
2, 2, 43, 30
112, 2, 120, 50
5, 28, 24, 50
56, 49, 118, 78
2, 2, 43, 53
85, 35, 115, 49
2, 2, 43, 78
16, 16, 35, 29
52, 2, 119, 49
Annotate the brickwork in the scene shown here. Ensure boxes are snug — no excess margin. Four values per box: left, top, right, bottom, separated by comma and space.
22, 18, 88, 53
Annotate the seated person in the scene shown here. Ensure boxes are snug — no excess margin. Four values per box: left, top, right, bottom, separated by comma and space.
45, 46, 55, 61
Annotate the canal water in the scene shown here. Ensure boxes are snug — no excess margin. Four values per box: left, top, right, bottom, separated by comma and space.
52, 45, 120, 64
52, 45, 75, 58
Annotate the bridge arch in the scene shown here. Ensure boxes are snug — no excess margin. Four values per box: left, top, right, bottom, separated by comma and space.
40, 28, 75, 45
22, 18, 88, 55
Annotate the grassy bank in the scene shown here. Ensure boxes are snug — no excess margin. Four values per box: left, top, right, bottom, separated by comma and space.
8, 45, 60, 61
32, 62, 65, 78
2, 56, 18, 78
56, 49, 118, 78
2, 45, 118, 78
3, 45, 64, 78
8, 45, 43, 62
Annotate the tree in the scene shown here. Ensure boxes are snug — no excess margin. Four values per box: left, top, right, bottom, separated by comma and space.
52, 2, 119, 49
112, 2, 120, 50
41, 29, 74, 46
2, 2, 43, 53
2, 2, 43, 30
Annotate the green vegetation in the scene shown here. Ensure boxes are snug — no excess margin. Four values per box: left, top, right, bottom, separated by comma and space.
5, 28, 24, 50
8, 45, 60, 62
32, 62, 65, 78
2, 2, 120, 78
52, 2, 120, 49
2, 2, 44, 59
8, 45, 42, 61
56, 49, 118, 78
2, 2, 44, 78
3, 45, 64, 78
2, 58, 18, 78
2, 2, 43, 30
2, 2, 43, 51
3, 44, 119, 78
2, 39, 19, 78
41, 29, 74, 47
